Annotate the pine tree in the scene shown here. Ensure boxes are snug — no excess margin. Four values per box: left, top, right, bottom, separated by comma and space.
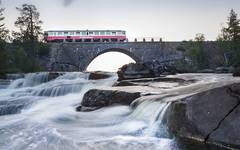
14, 4, 43, 42
217, 9, 240, 66
0, 8, 9, 41
218, 9, 240, 41
14, 4, 43, 57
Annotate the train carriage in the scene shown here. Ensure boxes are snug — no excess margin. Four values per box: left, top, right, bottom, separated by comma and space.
44, 30, 127, 43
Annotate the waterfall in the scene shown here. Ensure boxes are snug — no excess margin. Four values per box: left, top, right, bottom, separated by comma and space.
8, 72, 49, 89
0, 72, 232, 150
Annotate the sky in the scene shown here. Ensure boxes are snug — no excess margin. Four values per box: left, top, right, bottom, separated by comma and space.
1, 0, 240, 72
86, 52, 135, 72
1, 0, 240, 41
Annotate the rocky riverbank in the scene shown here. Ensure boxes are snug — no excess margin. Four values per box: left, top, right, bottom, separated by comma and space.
76, 72, 240, 149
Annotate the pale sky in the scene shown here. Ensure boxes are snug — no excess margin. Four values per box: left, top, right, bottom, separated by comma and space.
1, 0, 240, 72
86, 52, 135, 72
1, 0, 240, 41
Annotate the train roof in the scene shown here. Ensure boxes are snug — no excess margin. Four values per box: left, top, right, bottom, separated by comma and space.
45, 30, 126, 32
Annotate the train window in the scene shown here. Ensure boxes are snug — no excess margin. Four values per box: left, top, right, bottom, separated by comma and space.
112, 32, 116, 35
122, 31, 126, 35
106, 32, 111, 35
94, 32, 100, 35
64, 32, 68, 35
100, 31, 105, 35
117, 32, 122, 35
82, 32, 87, 35
48, 32, 52, 36
88, 32, 93, 35
58, 32, 62, 35
76, 32, 80, 35
70, 32, 74, 35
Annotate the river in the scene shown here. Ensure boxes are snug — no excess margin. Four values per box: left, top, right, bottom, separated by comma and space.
0, 72, 234, 150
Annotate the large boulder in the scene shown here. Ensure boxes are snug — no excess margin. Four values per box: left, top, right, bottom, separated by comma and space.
233, 67, 240, 77
143, 61, 178, 76
114, 77, 188, 87
164, 83, 240, 148
76, 89, 141, 111
88, 71, 112, 80
117, 63, 154, 81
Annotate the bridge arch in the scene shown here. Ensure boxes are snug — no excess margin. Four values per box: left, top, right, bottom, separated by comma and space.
85, 48, 141, 71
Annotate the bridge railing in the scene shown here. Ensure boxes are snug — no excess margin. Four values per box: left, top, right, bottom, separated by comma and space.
126, 37, 163, 42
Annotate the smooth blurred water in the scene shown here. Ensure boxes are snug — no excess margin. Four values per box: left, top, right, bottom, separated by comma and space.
0, 72, 235, 150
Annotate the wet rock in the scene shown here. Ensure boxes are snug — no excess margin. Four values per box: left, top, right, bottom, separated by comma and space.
48, 72, 64, 81
0, 79, 11, 89
88, 71, 112, 80
197, 69, 215, 73
143, 62, 178, 76
164, 83, 240, 148
117, 63, 154, 81
215, 67, 234, 74
208, 104, 240, 149
0, 99, 33, 116
77, 89, 141, 111
233, 67, 240, 77
76, 106, 101, 112
114, 77, 188, 87
206, 83, 240, 148
6, 73, 24, 80
113, 81, 139, 86
158, 65, 178, 76
0, 104, 25, 115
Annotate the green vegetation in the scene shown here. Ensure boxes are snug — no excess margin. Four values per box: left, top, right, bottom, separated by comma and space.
217, 9, 240, 66
178, 9, 240, 71
186, 34, 209, 70
0, 4, 49, 77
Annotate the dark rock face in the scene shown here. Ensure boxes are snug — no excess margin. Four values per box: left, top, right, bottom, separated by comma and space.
88, 71, 112, 80
6, 74, 24, 80
215, 67, 234, 74
233, 67, 240, 77
114, 77, 189, 87
77, 89, 141, 111
164, 83, 240, 148
208, 105, 240, 149
143, 61, 178, 76
48, 72, 64, 81
197, 69, 215, 73
117, 63, 155, 80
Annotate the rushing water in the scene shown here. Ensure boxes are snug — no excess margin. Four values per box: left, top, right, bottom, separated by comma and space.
0, 72, 236, 150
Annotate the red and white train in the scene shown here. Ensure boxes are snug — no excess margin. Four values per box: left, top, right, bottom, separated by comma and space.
44, 30, 127, 42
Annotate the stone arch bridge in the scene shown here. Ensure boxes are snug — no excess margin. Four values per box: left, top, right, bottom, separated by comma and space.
49, 42, 183, 71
